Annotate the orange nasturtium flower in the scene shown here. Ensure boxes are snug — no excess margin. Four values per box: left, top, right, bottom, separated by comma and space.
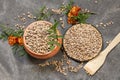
8, 36, 23, 46
17, 37, 23, 45
67, 6, 81, 24
8, 36, 17, 46
70, 6, 81, 16
67, 17, 76, 24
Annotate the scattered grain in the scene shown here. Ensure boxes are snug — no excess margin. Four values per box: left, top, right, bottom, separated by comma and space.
27, 14, 34, 19
38, 53, 83, 75
106, 40, 111, 44
52, 9, 62, 14
61, 21, 65, 28
81, 8, 91, 13
95, 21, 114, 28
15, 24, 19, 27
21, 17, 26, 22
66, 60, 71, 65
59, 17, 65, 28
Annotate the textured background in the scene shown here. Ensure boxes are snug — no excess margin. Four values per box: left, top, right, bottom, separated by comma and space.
0, 0, 120, 80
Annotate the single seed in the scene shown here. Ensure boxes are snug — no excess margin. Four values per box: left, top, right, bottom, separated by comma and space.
14, 17, 17, 20
87, 10, 90, 13
96, 25, 99, 27
15, 24, 19, 27
17, 15, 20, 18
22, 13, 26, 16
85, 8, 88, 12
106, 23, 109, 26
100, 22, 103, 25
60, 17, 63, 21
21, 17, 26, 22
94, 0, 98, 3
33, 16, 37, 19
106, 41, 109, 44
111, 21, 114, 24
28, 14, 33, 19
103, 24, 106, 27
27, 12, 30, 14
62, 2, 65, 5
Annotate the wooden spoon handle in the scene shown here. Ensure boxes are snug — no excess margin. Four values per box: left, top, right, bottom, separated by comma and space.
84, 33, 120, 75
102, 33, 120, 56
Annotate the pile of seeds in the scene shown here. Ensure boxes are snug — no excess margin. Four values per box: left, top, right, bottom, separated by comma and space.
39, 52, 83, 75
63, 23, 102, 61
24, 21, 55, 54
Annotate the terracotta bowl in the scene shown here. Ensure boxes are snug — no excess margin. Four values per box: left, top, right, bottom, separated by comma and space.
23, 21, 62, 59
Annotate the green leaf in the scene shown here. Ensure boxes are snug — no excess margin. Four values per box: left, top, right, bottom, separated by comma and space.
35, 6, 53, 21
12, 44, 27, 56
73, 13, 91, 23
18, 49, 26, 56
48, 41, 61, 46
0, 32, 8, 41
12, 44, 19, 54
57, 35, 63, 38
47, 41, 57, 45
0, 35, 2, 39
13, 29, 24, 37
40, 6, 46, 13
0, 24, 23, 40
0, 24, 26, 56
61, 0, 74, 14
49, 45, 55, 51
48, 35, 63, 39
48, 35, 57, 39
18, 46, 26, 56
47, 29, 54, 33
47, 20, 62, 51
50, 21, 59, 34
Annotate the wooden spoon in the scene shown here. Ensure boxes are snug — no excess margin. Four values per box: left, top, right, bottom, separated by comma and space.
84, 33, 120, 75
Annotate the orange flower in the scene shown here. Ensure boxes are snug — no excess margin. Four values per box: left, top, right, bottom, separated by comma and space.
8, 36, 17, 46
70, 6, 81, 16
68, 12, 73, 18
67, 6, 81, 24
17, 37, 23, 45
67, 17, 76, 24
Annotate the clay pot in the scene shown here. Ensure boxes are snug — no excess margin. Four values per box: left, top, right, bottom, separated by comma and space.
23, 21, 62, 59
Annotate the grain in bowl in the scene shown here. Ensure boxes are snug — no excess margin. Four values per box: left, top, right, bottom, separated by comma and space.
63, 23, 102, 61
23, 21, 62, 59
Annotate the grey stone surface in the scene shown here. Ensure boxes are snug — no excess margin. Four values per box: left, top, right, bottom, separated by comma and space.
0, 0, 120, 80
